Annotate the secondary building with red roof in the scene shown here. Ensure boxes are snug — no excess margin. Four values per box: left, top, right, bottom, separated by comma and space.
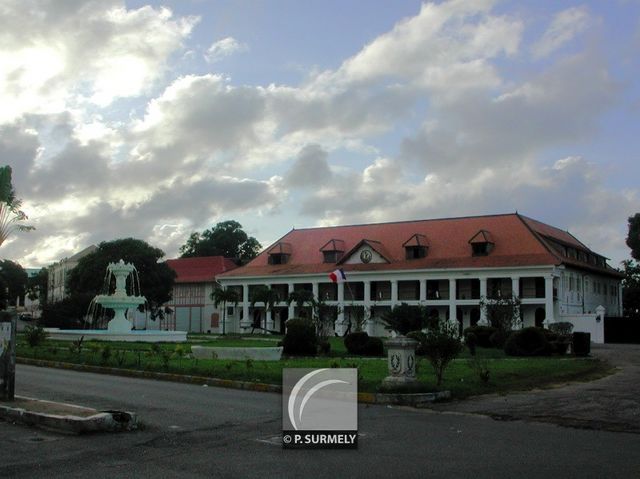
216, 213, 623, 337
162, 256, 237, 332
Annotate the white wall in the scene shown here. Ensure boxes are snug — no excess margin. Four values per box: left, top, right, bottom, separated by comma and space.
559, 312, 604, 344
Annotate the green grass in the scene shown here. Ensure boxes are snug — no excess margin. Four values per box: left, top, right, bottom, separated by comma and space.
16, 338, 611, 397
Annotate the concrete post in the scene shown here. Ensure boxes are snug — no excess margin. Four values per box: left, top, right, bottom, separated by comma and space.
381, 336, 419, 392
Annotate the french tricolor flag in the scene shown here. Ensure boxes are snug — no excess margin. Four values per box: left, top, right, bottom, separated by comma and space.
329, 268, 347, 283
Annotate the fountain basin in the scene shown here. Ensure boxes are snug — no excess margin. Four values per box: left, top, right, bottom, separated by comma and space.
44, 329, 187, 343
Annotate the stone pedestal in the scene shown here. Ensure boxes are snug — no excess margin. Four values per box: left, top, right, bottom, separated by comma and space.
381, 336, 418, 390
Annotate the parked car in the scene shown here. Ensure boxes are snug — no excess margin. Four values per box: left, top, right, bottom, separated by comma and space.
18, 312, 34, 321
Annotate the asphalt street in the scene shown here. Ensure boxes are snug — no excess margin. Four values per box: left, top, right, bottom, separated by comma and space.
1, 364, 639, 478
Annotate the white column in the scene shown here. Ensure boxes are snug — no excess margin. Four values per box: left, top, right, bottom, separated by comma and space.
364, 281, 374, 335
511, 277, 521, 329
479, 277, 488, 325
448, 279, 456, 325
618, 283, 623, 316
288, 283, 295, 319
544, 275, 555, 325
511, 277, 519, 299
391, 280, 398, 307
242, 284, 250, 331
312, 282, 319, 300
336, 282, 345, 335
419, 280, 426, 302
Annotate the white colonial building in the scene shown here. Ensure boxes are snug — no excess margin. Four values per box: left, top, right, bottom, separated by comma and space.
216, 214, 623, 338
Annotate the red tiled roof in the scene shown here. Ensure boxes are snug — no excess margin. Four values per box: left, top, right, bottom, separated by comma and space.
166, 256, 237, 283
218, 213, 621, 279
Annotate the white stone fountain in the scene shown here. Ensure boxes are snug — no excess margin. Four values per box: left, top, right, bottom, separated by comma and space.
95, 260, 146, 334
45, 259, 186, 343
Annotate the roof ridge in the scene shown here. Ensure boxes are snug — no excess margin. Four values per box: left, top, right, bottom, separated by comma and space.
516, 213, 563, 264
289, 212, 517, 232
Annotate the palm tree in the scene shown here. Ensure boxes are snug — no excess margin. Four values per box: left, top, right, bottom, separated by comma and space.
0, 166, 34, 247
210, 286, 240, 336
250, 286, 281, 333
286, 289, 317, 319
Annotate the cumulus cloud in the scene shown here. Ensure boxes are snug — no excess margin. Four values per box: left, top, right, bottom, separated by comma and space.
285, 145, 332, 187
204, 37, 246, 63
532, 6, 591, 59
0, 0, 636, 272
0, 0, 197, 122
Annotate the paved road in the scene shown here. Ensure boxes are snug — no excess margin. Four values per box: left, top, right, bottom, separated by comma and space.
1, 364, 639, 478
430, 344, 640, 433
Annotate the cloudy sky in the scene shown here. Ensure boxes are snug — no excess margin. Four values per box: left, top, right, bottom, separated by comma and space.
2, 0, 639, 268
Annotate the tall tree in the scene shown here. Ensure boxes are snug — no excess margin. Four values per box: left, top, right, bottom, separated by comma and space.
66, 238, 176, 319
627, 213, 640, 261
179, 220, 261, 264
0, 166, 34, 247
210, 286, 240, 335
27, 267, 48, 305
621, 259, 640, 317
0, 259, 28, 309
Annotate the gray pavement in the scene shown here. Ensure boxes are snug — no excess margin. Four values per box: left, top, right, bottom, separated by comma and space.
430, 343, 640, 433
1, 363, 639, 478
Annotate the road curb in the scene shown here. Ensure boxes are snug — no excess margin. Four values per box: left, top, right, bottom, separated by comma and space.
17, 357, 449, 405
0, 395, 137, 434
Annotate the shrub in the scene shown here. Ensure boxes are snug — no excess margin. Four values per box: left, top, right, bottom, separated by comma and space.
282, 318, 317, 356
467, 356, 490, 383
381, 303, 426, 336
406, 330, 427, 355
504, 327, 551, 356
24, 324, 48, 348
424, 321, 463, 386
317, 339, 331, 355
344, 332, 384, 357
549, 322, 574, 336
362, 337, 384, 357
465, 332, 477, 356
40, 294, 93, 329
489, 330, 508, 348
344, 331, 370, 355
463, 326, 498, 348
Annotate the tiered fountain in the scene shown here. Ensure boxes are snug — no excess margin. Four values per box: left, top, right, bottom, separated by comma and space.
95, 259, 146, 333
45, 260, 186, 343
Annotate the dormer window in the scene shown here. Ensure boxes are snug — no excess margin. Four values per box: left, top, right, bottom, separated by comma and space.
267, 242, 292, 265
469, 230, 494, 257
403, 234, 428, 260
320, 239, 345, 263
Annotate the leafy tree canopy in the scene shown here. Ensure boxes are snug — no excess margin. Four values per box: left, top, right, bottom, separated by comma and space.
0, 165, 34, 247
66, 238, 176, 314
179, 220, 261, 264
627, 213, 640, 261
0, 259, 28, 308
621, 259, 640, 317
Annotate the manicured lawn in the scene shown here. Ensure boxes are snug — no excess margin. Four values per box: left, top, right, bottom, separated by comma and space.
16, 336, 611, 397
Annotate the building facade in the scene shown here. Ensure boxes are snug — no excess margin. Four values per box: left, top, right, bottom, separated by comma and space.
47, 245, 98, 303
217, 214, 623, 336
163, 256, 237, 333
